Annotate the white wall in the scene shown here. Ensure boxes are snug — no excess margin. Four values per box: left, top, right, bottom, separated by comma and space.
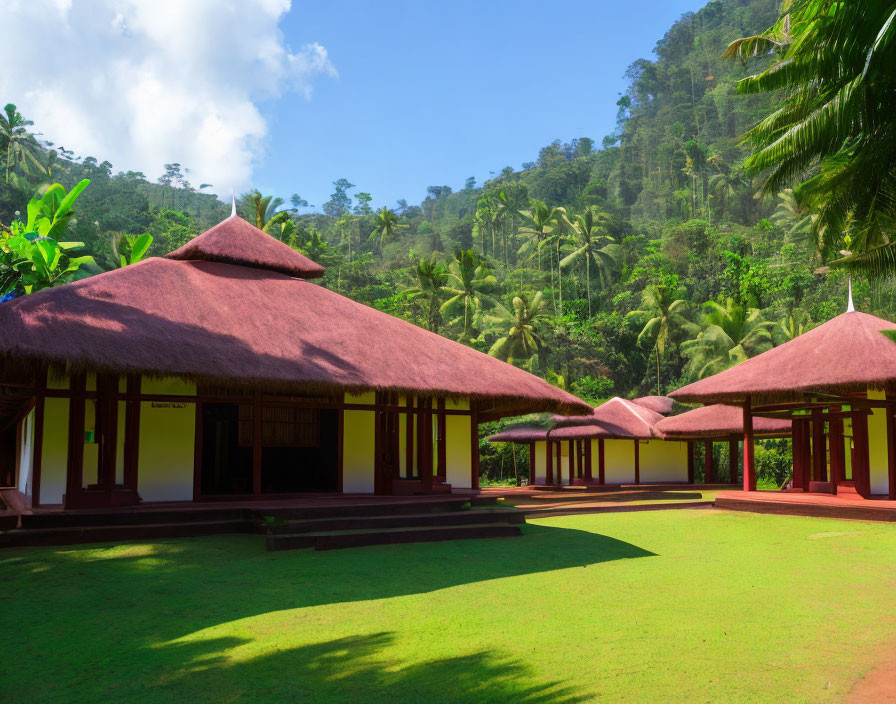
639, 439, 689, 483
16, 408, 35, 499
532, 441, 546, 484
40, 397, 70, 505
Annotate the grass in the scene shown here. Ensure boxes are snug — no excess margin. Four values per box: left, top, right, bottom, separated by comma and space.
5, 509, 896, 703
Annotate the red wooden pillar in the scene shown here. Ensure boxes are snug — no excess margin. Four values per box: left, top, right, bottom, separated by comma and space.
829, 410, 844, 495
852, 411, 871, 498
545, 439, 553, 485
686, 440, 695, 484
633, 440, 640, 485
437, 399, 447, 481
470, 402, 480, 490
887, 404, 896, 500
743, 396, 756, 492
421, 400, 433, 494
598, 438, 605, 485
811, 408, 826, 482
704, 440, 714, 484
584, 439, 593, 483
791, 420, 804, 490
568, 441, 575, 484
798, 417, 812, 492
32, 370, 46, 508
252, 390, 263, 495
554, 440, 563, 486
728, 438, 738, 484
576, 441, 584, 479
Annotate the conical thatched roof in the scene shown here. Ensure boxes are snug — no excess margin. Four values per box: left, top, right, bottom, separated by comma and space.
655, 404, 791, 439
549, 397, 664, 440
0, 216, 590, 418
670, 311, 896, 404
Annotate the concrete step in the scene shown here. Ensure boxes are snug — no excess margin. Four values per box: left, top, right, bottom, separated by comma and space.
21, 507, 247, 530
0, 519, 252, 548
256, 497, 492, 521
267, 523, 523, 551
271, 508, 524, 534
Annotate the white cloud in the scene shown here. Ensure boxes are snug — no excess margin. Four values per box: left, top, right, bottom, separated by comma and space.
0, 0, 336, 193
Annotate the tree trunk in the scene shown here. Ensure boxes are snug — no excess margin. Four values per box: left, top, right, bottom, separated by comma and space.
656, 347, 661, 396
557, 240, 563, 313
586, 255, 591, 318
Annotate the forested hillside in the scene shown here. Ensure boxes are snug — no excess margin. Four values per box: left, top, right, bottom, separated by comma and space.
0, 0, 878, 484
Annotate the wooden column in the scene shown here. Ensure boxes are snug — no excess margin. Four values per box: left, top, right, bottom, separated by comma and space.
728, 438, 738, 484
555, 440, 563, 486
568, 441, 575, 484
791, 420, 804, 490
811, 408, 826, 483
704, 440, 714, 484
584, 439, 593, 483
852, 410, 871, 498
576, 440, 583, 480
529, 442, 536, 486
598, 438, 605, 485
743, 396, 756, 492
437, 399, 447, 480
829, 410, 844, 495
31, 372, 46, 507
405, 396, 415, 478
686, 440, 695, 484
469, 402, 479, 490
798, 418, 812, 492
545, 439, 553, 485
633, 440, 640, 485
64, 374, 86, 506
337, 409, 344, 493
421, 400, 433, 493
125, 375, 141, 493
252, 390, 262, 495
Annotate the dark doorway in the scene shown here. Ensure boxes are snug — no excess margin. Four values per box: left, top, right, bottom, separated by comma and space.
0, 423, 16, 489
201, 403, 253, 495
201, 403, 339, 495
261, 407, 339, 492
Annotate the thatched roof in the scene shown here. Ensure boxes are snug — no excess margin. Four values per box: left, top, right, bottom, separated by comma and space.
0, 216, 590, 418
549, 397, 664, 440
670, 311, 896, 404
167, 214, 325, 278
488, 427, 549, 443
630, 395, 673, 415
655, 404, 792, 439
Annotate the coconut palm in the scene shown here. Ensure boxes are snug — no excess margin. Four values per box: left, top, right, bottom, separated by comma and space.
0, 104, 43, 182
770, 189, 818, 250
681, 298, 775, 380
244, 190, 290, 233
485, 291, 548, 369
404, 254, 448, 332
560, 207, 619, 317
725, 1, 896, 265
541, 208, 571, 314
627, 285, 694, 395
709, 168, 748, 217
774, 311, 812, 345
439, 249, 500, 338
368, 207, 408, 254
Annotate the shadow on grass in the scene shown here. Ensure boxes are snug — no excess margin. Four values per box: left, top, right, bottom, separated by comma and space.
4, 524, 652, 702
145, 632, 589, 704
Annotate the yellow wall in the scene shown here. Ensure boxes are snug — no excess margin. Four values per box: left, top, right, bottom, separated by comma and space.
639, 439, 689, 483
40, 398, 70, 505
343, 392, 375, 493
136, 377, 196, 502
445, 414, 472, 489
867, 388, 890, 495
533, 441, 547, 484
604, 439, 634, 484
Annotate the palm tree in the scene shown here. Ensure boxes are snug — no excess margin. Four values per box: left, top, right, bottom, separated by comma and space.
627, 286, 694, 395
244, 190, 290, 233
439, 249, 500, 339
518, 200, 564, 309
404, 254, 448, 332
725, 1, 896, 265
0, 104, 43, 182
709, 168, 748, 218
485, 291, 548, 370
774, 311, 812, 345
681, 298, 774, 380
561, 207, 619, 317
770, 189, 819, 253
541, 209, 571, 314
368, 207, 408, 254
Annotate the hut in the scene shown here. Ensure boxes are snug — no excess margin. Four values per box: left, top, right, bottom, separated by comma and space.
656, 405, 792, 484
0, 213, 590, 509
671, 297, 896, 498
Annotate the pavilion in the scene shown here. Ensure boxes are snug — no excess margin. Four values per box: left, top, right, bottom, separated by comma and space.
671, 294, 896, 499
655, 405, 791, 484
0, 212, 590, 510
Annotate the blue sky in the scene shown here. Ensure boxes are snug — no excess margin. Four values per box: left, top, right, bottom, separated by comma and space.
257, 0, 707, 211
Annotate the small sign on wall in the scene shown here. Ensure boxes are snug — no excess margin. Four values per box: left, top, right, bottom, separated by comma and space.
150, 402, 189, 409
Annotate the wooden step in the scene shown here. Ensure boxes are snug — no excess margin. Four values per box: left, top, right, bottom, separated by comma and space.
21, 507, 247, 530
256, 497, 482, 521
0, 519, 252, 548
267, 523, 522, 551
270, 508, 524, 534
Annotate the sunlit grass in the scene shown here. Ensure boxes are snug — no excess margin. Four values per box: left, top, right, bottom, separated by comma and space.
6, 510, 896, 703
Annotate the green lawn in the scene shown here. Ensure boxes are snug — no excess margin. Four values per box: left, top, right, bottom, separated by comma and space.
6, 510, 896, 703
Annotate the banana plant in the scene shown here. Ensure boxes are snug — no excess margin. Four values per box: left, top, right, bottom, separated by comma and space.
114, 233, 154, 267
